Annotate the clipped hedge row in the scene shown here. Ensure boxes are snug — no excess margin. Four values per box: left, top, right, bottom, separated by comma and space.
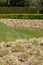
0, 7, 39, 14
0, 14, 43, 19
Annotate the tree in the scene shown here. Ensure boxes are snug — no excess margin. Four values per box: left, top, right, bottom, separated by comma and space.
12, 0, 25, 6
6, 0, 10, 5
24, 0, 31, 7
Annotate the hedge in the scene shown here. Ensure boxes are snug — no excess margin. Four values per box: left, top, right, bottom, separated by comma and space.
0, 7, 39, 14
0, 14, 43, 19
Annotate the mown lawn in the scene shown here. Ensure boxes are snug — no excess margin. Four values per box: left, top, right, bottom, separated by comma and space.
0, 22, 43, 42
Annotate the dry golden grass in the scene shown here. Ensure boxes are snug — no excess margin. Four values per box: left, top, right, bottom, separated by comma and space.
0, 19, 43, 30
0, 38, 43, 65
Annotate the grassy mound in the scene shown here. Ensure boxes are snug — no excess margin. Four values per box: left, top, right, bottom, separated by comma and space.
0, 22, 43, 42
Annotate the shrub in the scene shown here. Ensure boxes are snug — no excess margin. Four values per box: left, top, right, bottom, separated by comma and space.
0, 14, 43, 19
0, 7, 39, 14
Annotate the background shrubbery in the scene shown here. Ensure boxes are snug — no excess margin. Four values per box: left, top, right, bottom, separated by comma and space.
0, 7, 39, 14
0, 0, 43, 14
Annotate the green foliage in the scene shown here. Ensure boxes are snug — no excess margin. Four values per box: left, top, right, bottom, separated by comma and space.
0, 7, 39, 14
0, 14, 43, 19
0, 0, 43, 14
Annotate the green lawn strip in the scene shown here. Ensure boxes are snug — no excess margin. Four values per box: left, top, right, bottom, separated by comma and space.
0, 22, 43, 42
14, 28, 43, 39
